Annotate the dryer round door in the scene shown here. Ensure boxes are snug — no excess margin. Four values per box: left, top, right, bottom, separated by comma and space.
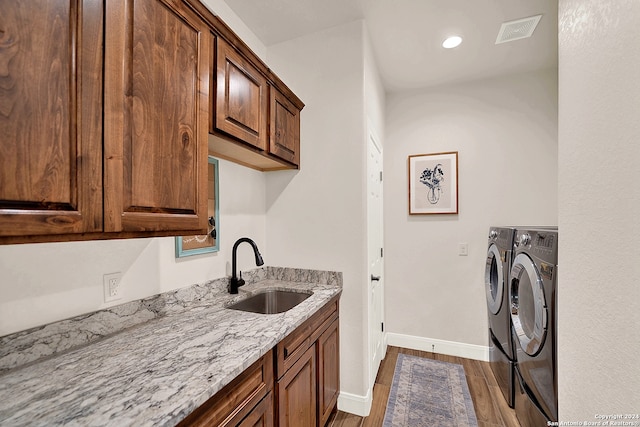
485, 244, 504, 314
510, 253, 547, 356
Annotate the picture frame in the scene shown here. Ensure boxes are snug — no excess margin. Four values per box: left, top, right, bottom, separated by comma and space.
408, 151, 458, 215
175, 156, 220, 257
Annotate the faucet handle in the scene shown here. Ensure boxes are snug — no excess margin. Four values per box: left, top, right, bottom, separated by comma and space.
237, 271, 246, 288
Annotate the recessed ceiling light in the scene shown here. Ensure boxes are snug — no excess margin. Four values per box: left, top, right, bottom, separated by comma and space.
442, 36, 463, 49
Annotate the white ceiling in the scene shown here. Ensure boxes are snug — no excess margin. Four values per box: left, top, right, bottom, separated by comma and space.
223, 0, 558, 92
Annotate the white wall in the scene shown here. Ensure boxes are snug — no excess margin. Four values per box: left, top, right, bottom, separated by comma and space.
0, 0, 269, 337
384, 69, 558, 348
558, 0, 640, 418
364, 25, 386, 140
264, 21, 370, 406
201, 0, 267, 60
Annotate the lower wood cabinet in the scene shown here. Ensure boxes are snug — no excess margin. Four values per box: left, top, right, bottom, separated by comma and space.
317, 320, 340, 427
237, 391, 274, 427
277, 345, 317, 427
180, 296, 340, 427
276, 296, 340, 427
178, 351, 273, 427
276, 318, 339, 427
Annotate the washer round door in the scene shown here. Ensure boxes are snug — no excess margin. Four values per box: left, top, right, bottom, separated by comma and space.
510, 253, 547, 356
485, 244, 504, 315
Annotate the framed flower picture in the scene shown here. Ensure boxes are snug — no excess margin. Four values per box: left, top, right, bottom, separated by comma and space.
408, 151, 458, 215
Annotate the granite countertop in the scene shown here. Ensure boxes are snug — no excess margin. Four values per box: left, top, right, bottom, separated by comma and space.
0, 268, 342, 426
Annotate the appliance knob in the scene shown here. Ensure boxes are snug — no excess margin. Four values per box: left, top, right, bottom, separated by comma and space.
519, 233, 531, 246
489, 230, 498, 239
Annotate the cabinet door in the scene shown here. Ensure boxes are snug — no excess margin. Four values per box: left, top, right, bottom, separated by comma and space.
104, 0, 209, 233
269, 88, 300, 166
317, 320, 339, 427
277, 345, 317, 427
0, 0, 103, 237
215, 37, 268, 151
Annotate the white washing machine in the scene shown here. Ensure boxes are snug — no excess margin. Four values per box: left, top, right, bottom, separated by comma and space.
485, 226, 516, 407
510, 228, 558, 427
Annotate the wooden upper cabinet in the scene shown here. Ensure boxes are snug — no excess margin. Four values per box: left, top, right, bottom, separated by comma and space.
0, 0, 301, 242
270, 88, 300, 166
103, 0, 209, 233
0, 0, 103, 237
215, 37, 268, 151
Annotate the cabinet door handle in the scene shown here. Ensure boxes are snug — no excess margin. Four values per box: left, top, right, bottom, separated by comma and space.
283, 348, 289, 358
371, 275, 381, 281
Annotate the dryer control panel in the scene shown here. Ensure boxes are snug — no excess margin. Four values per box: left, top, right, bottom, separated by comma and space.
514, 229, 558, 264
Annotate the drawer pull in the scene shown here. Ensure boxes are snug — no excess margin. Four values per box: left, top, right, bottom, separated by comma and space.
283, 348, 289, 358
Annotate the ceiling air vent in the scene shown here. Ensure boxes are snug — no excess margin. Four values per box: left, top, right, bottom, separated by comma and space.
495, 15, 542, 44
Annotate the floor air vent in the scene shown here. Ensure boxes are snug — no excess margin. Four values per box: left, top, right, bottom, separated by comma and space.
495, 15, 542, 44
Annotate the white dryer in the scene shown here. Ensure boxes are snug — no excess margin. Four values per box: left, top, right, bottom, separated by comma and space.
510, 228, 558, 427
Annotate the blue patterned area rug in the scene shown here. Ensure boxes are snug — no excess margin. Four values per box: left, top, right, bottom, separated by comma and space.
383, 354, 479, 427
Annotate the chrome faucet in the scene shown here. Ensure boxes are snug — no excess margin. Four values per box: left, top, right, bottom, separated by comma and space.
229, 237, 264, 294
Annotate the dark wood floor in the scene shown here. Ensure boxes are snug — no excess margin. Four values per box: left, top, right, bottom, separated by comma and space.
327, 346, 520, 427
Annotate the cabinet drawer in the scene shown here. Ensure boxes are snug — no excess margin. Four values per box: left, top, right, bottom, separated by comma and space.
237, 390, 273, 427
276, 296, 338, 378
179, 351, 273, 427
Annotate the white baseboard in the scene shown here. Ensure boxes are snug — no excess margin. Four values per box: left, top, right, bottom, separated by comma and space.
386, 332, 489, 362
337, 389, 372, 417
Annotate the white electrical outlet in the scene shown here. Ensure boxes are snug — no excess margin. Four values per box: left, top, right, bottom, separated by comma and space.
103, 272, 122, 303
458, 243, 468, 256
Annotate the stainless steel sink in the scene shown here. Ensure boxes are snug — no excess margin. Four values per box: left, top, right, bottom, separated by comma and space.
226, 289, 312, 314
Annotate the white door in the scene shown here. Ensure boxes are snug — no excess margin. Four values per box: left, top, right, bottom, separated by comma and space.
367, 129, 385, 386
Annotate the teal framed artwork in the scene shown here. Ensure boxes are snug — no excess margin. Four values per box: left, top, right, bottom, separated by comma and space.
175, 156, 220, 257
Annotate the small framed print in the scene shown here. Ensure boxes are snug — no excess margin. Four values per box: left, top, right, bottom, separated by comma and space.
175, 156, 220, 257
408, 151, 458, 215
